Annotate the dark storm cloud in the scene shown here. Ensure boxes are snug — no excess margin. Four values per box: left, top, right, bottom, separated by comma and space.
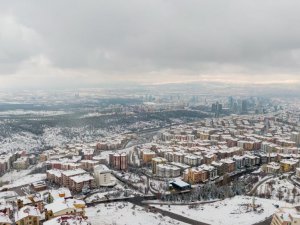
1, 0, 300, 88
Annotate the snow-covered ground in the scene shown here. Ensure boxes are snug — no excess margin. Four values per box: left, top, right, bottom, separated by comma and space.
0, 132, 42, 153
0, 126, 111, 153
86, 202, 188, 225
0, 191, 18, 199
0, 110, 68, 117
119, 172, 143, 183
0, 173, 46, 189
85, 190, 134, 203
42, 127, 69, 147
0, 168, 33, 183
85, 180, 143, 203
151, 195, 291, 225
80, 112, 116, 118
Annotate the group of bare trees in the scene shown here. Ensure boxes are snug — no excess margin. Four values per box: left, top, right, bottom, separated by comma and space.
161, 180, 246, 203
256, 179, 299, 203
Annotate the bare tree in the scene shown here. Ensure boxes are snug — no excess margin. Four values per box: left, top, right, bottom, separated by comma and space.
277, 187, 284, 201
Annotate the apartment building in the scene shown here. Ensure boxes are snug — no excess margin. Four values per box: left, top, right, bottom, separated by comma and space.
61, 169, 87, 187
109, 153, 128, 171
69, 174, 96, 193
183, 167, 208, 184
152, 157, 167, 174
94, 164, 116, 187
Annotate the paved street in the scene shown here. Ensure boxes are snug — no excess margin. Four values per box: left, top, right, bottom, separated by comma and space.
128, 197, 210, 225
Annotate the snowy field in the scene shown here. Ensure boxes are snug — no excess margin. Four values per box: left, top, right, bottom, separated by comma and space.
0, 162, 45, 184
151, 196, 291, 225
0, 110, 68, 117
0, 168, 33, 183
0, 127, 108, 154
85, 190, 134, 203
86, 202, 188, 225
85, 181, 143, 203
0, 173, 46, 189
0, 191, 18, 199
0, 132, 42, 153
85, 191, 119, 203
80, 112, 116, 118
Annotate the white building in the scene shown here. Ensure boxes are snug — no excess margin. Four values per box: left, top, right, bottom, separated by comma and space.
94, 164, 116, 187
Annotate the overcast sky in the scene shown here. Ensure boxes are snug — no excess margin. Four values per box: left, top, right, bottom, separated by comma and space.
1, 0, 300, 89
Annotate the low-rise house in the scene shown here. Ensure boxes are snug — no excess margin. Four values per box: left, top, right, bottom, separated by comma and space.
17, 196, 31, 210
17, 195, 43, 212
15, 206, 41, 225
0, 213, 12, 225
48, 188, 72, 202
45, 199, 76, 220
31, 181, 47, 192
0, 200, 13, 216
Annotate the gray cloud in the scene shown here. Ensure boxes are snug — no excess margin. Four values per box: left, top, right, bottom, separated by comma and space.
1, 0, 300, 88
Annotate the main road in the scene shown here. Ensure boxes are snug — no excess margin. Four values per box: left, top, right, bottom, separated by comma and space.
129, 196, 210, 225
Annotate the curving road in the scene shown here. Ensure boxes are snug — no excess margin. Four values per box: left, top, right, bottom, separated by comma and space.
128, 196, 209, 225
